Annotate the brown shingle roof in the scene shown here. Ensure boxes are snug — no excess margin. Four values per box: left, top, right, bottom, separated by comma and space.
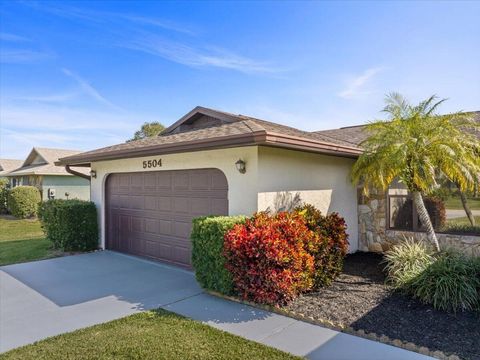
314, 111, 480, 147
60, 106, 362, 165
59, 107, 479, 166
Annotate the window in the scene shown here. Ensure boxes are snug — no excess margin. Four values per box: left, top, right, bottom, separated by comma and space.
387, 180, 479, 235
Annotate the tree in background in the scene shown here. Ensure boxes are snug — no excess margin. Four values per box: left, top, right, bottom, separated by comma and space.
352, 93, 480, 251
127, 122, 165, 142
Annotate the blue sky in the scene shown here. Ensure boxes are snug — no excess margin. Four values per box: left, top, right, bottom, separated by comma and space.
1, 1, 479, 159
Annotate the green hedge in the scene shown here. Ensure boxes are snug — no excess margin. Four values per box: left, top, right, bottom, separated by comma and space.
191, 216, 246, 295
39, 199, 99, 251
0, 178, 9, 214
8, 186, 41, 218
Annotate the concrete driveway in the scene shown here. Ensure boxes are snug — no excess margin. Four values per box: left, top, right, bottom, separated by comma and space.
0, 251, 433, 359
0, 251, 202, 353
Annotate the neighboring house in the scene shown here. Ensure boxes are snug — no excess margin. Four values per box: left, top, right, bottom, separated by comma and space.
59, 107, 480, 268
6, 147, 91, 201
0, 159, 23, 178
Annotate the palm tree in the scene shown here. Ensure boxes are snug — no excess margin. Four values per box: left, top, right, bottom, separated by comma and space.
352, 93, 480, 251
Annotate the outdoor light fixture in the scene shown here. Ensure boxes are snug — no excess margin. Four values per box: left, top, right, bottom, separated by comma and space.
90, 170, 97, 178
235, 159, 246, 174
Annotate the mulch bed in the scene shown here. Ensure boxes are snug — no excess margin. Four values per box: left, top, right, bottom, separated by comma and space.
285, 252, 480, 360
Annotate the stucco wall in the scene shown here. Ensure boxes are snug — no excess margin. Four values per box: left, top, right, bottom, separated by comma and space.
90, 145, 359, 252
41, 175, 91, 201
90, 146, 259, 248
257, 147, 359, 252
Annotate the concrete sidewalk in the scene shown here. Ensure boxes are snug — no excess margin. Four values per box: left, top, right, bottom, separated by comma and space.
1, 251, 433, 359
164, 292, 433, 360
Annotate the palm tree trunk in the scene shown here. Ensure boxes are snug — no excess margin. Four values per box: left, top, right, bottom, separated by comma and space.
412, 191, 440, 252
459, 191, 475, 226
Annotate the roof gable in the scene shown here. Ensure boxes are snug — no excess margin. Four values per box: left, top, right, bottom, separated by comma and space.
22, 148, 47, 167
162, 106, 243, 135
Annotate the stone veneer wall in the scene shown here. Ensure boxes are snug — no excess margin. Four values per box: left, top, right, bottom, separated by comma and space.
357, 188, 480, 257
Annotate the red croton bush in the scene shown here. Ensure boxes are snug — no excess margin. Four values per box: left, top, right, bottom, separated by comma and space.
296, 204, 349, 288
223, 211, 316, 305
223, 206, 349, 306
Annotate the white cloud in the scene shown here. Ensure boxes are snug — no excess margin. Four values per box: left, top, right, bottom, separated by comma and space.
338, 67, 385, 99
0, 103, 154, 158
61, 68, 122, 110
122, 36, 279, 74
0, 32, 31, 42
0, 49, 54, 64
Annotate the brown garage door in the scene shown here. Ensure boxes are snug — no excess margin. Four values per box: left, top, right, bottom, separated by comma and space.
105, 168, 228, 267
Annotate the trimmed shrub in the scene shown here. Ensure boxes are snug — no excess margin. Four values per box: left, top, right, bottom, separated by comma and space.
191, 215, 246, 295
296, 204, 349, 288
410, 250, 480, 312
224, 212, 316, 306
38, 199, 98, 251
7, 186, 41, 218
383, 238, 435, 290
0, 178, 9, 214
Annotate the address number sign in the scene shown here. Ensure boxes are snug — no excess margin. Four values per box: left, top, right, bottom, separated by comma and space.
142, 159, 162, 169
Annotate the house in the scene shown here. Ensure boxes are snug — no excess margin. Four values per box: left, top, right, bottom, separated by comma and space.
6, 147, 91, 201
0, 159, 23, 178
58, 107, 480, 267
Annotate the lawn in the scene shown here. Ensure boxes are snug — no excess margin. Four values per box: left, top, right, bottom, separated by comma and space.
1, 309, 299, 360
0, 216, 61, 266
444, 196, 480, 210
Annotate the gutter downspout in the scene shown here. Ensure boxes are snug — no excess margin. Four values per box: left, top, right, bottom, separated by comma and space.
65, 165, 90, 181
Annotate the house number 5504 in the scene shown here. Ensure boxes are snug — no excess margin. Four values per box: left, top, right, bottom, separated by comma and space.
143, 159, 162, 168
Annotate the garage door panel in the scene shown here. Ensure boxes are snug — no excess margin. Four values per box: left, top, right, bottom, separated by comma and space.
144, 218, 158, 234
106, 168, 228, 267
173, 172, 189, 190
212, 198, 229, 215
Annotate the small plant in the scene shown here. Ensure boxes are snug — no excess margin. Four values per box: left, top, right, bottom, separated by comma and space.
224, 212, 316, 305
383, 238, 435, 290
296, 204, 349, 288
38, 199, 98, 251
410, 250, 480, 312
191, 215, 246, 295
7, 186, 41, 219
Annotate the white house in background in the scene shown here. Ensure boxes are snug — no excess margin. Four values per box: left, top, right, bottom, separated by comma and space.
5, 147, 91, 201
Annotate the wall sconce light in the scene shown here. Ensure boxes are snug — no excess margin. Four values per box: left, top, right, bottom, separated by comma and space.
90, 170, 97, 178
235, 159, 246, 174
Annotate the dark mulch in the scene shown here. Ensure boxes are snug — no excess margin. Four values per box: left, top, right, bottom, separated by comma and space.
285, 252, 480, 360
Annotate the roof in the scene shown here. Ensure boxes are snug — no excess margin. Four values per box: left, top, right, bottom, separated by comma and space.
7, 148, 90, 177
59, 106, 363, 165
59, 107, 480, 166
0, 159, 23, 176
314, 111, 480, 147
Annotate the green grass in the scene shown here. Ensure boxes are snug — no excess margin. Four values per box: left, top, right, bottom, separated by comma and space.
445, 216, 480, 227
1, 309, 300, 360
444, 196, 480, 210
0, 216, 61, 266
441, 216, 480, 235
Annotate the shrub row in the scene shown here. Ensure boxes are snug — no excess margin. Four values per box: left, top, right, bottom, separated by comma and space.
191, 204, 349, 306
7, 186, 41, 219
384, 239, 480, 312
39, 199, 99, 251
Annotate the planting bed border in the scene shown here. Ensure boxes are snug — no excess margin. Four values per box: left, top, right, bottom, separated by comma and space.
207, 291, 461, 360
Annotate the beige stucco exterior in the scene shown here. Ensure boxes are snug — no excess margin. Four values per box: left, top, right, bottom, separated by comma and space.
90, 145, 359, 251
257, 147, 359, 252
